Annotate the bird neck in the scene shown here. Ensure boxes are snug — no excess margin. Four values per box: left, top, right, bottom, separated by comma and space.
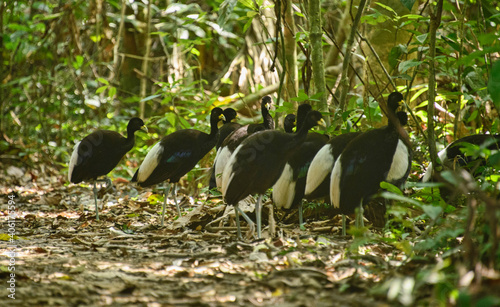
262, 108, 274, 130
209, 118, 220, 138
126, 126, 137, 140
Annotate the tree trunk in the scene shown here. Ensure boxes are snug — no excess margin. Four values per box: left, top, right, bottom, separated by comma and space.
427, 0, 443, 169
308, 0, 328, 117
139, 0, 152, 119
283, 0, 298, 103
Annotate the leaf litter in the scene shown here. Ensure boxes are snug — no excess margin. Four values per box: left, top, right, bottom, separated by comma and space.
1, 164, 435, 306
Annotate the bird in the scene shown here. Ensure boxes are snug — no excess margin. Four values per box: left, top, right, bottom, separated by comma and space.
283, 113, 296, 133
216, 108, 241, 150
422, 134, 500, 182
305, 131, 362, 202
212, 96, 274, 190
272, 104, 329, 225
131, 107, 225, 226
330, 92, 411, 235
68, 117, 147, 220
221, 110, 326, 239
209, 108, 242, 189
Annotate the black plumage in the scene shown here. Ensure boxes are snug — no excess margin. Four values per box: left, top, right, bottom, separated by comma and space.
272, 104, 329, 225
212, 96, 274, 190
132, 107, 225, 225
283, 114, 296, 133
330, 92, 411, 234
209, 108, 241, 189
68, 117, 146, 220
221, 110, 326, 239
216, 108, 241, 150
305, 132, 362, 202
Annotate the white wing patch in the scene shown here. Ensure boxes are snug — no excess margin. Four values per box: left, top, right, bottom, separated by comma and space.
272, 163, 295, 209
386, 139, 410, 182
214, 146, 232, 189
137, 142, 163, 183
305, 144, 333, 196
68, 141, 81, 182
422, 147, 447, 182
330, 154, 342, 209
221, 144, 243, 197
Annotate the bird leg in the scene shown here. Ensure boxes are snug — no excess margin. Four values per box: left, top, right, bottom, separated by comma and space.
341, 214, 346, 236
102, 177, 113, 193
256, 195, 263, 239
234, 203, 242, 240
355, 203, 364, 229
235, 206, 255, 238
298, 201, 304, 227
160, 182, 172, 227
172, 183, 181, 218
93, 181, 100, 221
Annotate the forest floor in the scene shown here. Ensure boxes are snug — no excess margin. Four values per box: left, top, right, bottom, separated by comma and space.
0, 164, 466, 306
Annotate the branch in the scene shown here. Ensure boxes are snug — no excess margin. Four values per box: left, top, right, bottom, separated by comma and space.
339, 0, 367, 111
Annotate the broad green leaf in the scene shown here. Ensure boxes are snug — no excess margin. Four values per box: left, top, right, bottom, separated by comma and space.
380, 181, 403, 195
400, 0, 416, 11
108, 86, 116, 99
416, 33, 428, 44
399, 59, 422, 73
421, 204, 442, 220
97, 78, 109, 85
96, 85, 107, 94
388, 45, 406, 70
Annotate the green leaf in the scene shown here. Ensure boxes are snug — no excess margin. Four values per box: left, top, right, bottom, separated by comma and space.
421, 204, 442, 220
416, 33, 428, 44
400, 0, 416, 11
140, 94, 162, 102
380, 181, 403, 195
488, 60, 500, 110
217, 0, 238, 27
375, 2, 397, 15
238, 0, 257, 10
96, 86, 107, 94
399, 59, 422, 73
380, 191, 423, 207
108, 86, 116, 99
97, 78, 109, 85
388, 45, 406, 70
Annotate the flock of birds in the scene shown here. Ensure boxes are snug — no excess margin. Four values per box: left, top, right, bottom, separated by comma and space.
68, 91, 500, 239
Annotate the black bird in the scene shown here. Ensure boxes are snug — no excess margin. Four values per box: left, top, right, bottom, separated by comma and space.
283, 113, 296, 133
422, 134, 500, 182
272, 104, 329, 225
221, 110, 326, 239
216, 108, 241, 150
212, 96, 274, 190
68, 117, 147, 220
330, 92, 411, 235
305, 132, 362, 202
132, 107, 225, 226
209, 108, 242, 189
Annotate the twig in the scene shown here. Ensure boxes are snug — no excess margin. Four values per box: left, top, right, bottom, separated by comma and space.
339, 0, 368, 111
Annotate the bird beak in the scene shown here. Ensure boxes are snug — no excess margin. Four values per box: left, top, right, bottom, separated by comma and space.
141, 125, 148, 133
265, 103, 270, 110
317, 118, 327, 127
220, 114, 226, 122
